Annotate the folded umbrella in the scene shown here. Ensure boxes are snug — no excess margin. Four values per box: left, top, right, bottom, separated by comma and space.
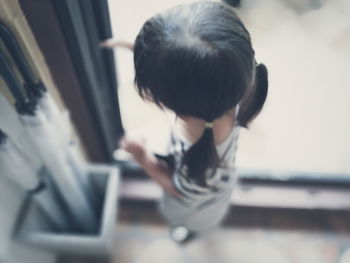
19, 111, 97, 231
0, 91, 42, 171
0, 48, 97, 232
0, 21, 97, 212
38, 92, 97, 210
0, 129, 38, 190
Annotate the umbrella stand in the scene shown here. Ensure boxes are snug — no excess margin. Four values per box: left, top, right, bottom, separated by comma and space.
0, 129, 70, 231
15, 164, 120, 257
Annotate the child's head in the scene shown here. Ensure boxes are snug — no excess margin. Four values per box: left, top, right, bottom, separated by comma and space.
134, 1, 268, 184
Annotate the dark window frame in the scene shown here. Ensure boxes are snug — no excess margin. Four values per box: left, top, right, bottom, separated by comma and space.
19, 0, 124, 162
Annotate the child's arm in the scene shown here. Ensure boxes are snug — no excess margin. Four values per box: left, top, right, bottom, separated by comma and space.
121, 138, 181, 197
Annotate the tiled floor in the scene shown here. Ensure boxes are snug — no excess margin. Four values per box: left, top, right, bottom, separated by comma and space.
109, 202, 350, 263
57, 203, 350, 263
113, 224, 349, 263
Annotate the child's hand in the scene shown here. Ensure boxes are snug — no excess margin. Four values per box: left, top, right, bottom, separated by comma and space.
120, 137, 146, 162
120, 136, 182, 198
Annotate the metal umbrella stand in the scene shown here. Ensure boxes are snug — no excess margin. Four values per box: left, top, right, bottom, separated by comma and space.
0, 129, 70, 231
0, 127, 120, 257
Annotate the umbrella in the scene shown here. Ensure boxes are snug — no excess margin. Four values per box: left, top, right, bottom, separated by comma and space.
36, 90, 97, 210
0, 47, 97, 232
19, 111, 97, 231
0, 129, 70, 231
0, 129, 38, 190
0, 21, 97, 212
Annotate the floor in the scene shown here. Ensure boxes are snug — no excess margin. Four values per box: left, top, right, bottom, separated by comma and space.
113, 225, 349, 263
58, 202, 350, 263
108, 0, 350, 175
109, 202, 350, 263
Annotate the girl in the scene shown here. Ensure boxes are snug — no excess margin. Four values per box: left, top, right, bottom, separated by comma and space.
121, 1, 268, 242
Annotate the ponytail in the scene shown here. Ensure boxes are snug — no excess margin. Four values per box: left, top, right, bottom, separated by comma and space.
180, 64, 268, 185
181, 126, 219, 186
238, 63, 268, 127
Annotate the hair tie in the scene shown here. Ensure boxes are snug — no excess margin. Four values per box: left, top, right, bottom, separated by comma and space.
204, 122, 213, 129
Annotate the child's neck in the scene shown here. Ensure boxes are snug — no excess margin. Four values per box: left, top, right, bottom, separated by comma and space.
176, 108, 236, 145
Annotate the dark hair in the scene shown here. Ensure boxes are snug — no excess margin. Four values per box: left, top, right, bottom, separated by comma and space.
134, 1, 268, 185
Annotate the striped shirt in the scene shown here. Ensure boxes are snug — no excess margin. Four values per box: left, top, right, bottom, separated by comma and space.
158, 117, 240, 231
170, 120, 240, 200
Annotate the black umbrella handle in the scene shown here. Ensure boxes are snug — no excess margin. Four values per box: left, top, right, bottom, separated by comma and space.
0, 22, 46, 98
0, 22, 38, 86
0, 50, 35, 115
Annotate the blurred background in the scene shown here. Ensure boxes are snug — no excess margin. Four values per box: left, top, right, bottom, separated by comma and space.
0, 0, 350, 262
112, 0, 350, 175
